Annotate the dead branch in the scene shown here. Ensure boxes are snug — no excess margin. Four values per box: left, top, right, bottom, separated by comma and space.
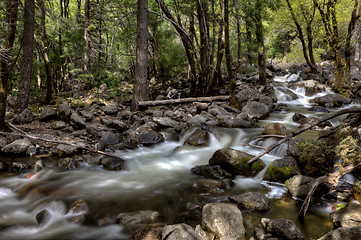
1, 123, 123, 160
241, 143, 266, 150
250, 135, 286, 141
247, 107, 361, 166
298, 162, 361, 220
138, 95, 229, 107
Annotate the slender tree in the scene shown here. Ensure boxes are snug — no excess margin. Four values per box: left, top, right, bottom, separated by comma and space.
16, 0, 35, 113
83, 0, 90, 73
0, 0, 18, 129
355, 20, 361, 62
255, 0, 266, 85
131, 0, 149, 111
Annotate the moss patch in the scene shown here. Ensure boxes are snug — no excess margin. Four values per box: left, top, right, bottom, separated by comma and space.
264, 165, 298, 183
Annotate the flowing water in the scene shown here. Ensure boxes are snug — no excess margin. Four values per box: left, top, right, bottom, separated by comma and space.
0, 75, 354, 239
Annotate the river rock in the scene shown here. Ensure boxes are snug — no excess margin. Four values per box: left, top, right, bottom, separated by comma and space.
309, 106, 329, 113
132, 224, 163, 240
191, 165, 233, 180
353, 181, 361, 203
202, 202, 245, 239
36, 209, 51, 226
2, 138, 33, 155
51, 121, 67, 130
69, 199, 89, 224
56, 144, 82, 157
34, 159, 45, 172
70, 112, 86, 129
285, 175, 327, 199
104, 104, 119, 115
242, 101, 270, 120
153, 117, 178, 128
39, 106, 57, 121
187, 114, 207, 126
294, 80, 327, 96
99, 132, 120, 146
278, 88, 298, 100
184, 128, 211, 147
100, 156, 125, 170
314, 94, 351, 108
56, 102, 72, 121
262, 123, 287, 136
138, 129, 164, 146
264, 156, 301, 183
235, 87, 261, 107
330, 203, 361, 227
117, 210, 160, 226
162, 223, 199, 240
261, 218, 304, 240
78, 110, 94, 122
228, 192, 271, 212
57, 157, 79, 170
219, 115, 252, 128
0, 136, 7, 149
13, 109, 33, 124
318, 226, 361, 240
209, 148, 265, 177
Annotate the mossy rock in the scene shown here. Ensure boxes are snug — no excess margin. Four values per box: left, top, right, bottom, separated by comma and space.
209, 148, 265, 177
296, 140, 335, 177
184, 128, 211, 147
264, 156, 301, 183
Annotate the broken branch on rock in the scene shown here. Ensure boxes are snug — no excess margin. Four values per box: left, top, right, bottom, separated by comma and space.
1, 123, 123, 160
298, 162, 361, 220
247, 107, 361, 166
138, 95, 229, 107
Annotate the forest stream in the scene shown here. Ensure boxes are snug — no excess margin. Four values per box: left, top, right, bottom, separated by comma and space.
0, 73, 358, 240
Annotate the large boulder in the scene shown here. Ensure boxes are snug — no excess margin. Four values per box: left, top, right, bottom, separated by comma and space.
264, 156, 302, 183
39, 107, 57, 121
184, 128, 211, 147
191, 165, 233, 180
70, 112, 86, 129
138, 130, 164, 147
13, 109, 33, 124
330, 203, 361, 227
2, 138, 34, 155
228, 192, 271, 212
202, 202, 245, 239
261, 218, 304, 240
285, 175, 327, 199
318, 226, 361, 240
314, 94, 351, 108
103, 104, 119, 115
209, 148, 265, 177
242, 101, 270, 120
117, 210, 160, 226
56, 102, 72, 121
153, 117, 178, 128
56, 144, 82, 157
100, 156, 125, 171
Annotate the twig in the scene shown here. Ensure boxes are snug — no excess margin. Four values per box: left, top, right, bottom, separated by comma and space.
250, 135, 286, 141
247, 107, 361, 166
241, 143, 266, 150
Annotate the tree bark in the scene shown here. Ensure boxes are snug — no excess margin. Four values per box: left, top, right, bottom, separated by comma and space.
0, 0, 18, 129
223, 0, 236, 105
234, 0, 242, 70
255, 0, 266, 85
83, 0, 90, 73
355, 20, 361, 62
16, 0, 35, 113
38, 0, 53, 104
131, 0, 149, 111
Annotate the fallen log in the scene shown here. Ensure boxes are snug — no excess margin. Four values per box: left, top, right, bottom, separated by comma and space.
0, 122, 123, 160
138, 95, 230, 107
247, 107, 361, 166
298, 162, 361, 220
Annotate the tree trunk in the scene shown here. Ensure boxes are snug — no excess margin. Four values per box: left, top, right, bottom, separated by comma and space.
223, 0, 236, 105
38, 0, 53, 104
131, 0, 149, 111
234, 0, 241, 70
255, 0, 266, 85
196, 0, 210, 96
83, 0, 90, 73
355, 20, 361, 62
245, 17, 253, 64
16, 0, 35, 113
283, 31, 290, 64
0, 0, 18, 129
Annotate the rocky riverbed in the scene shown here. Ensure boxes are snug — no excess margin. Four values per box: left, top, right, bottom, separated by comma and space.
1, 62, 361, 239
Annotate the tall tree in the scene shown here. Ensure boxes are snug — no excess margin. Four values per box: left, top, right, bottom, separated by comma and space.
38, 0, 53, 104
255, 0, 266, 85
285, 0, 317, 72
83, 0, 90, 73
16, 0, 35, 113
313, 0, 361, 93
0, 0, 18, 129
355, 20, 361, 62
131, 0, 149, 111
